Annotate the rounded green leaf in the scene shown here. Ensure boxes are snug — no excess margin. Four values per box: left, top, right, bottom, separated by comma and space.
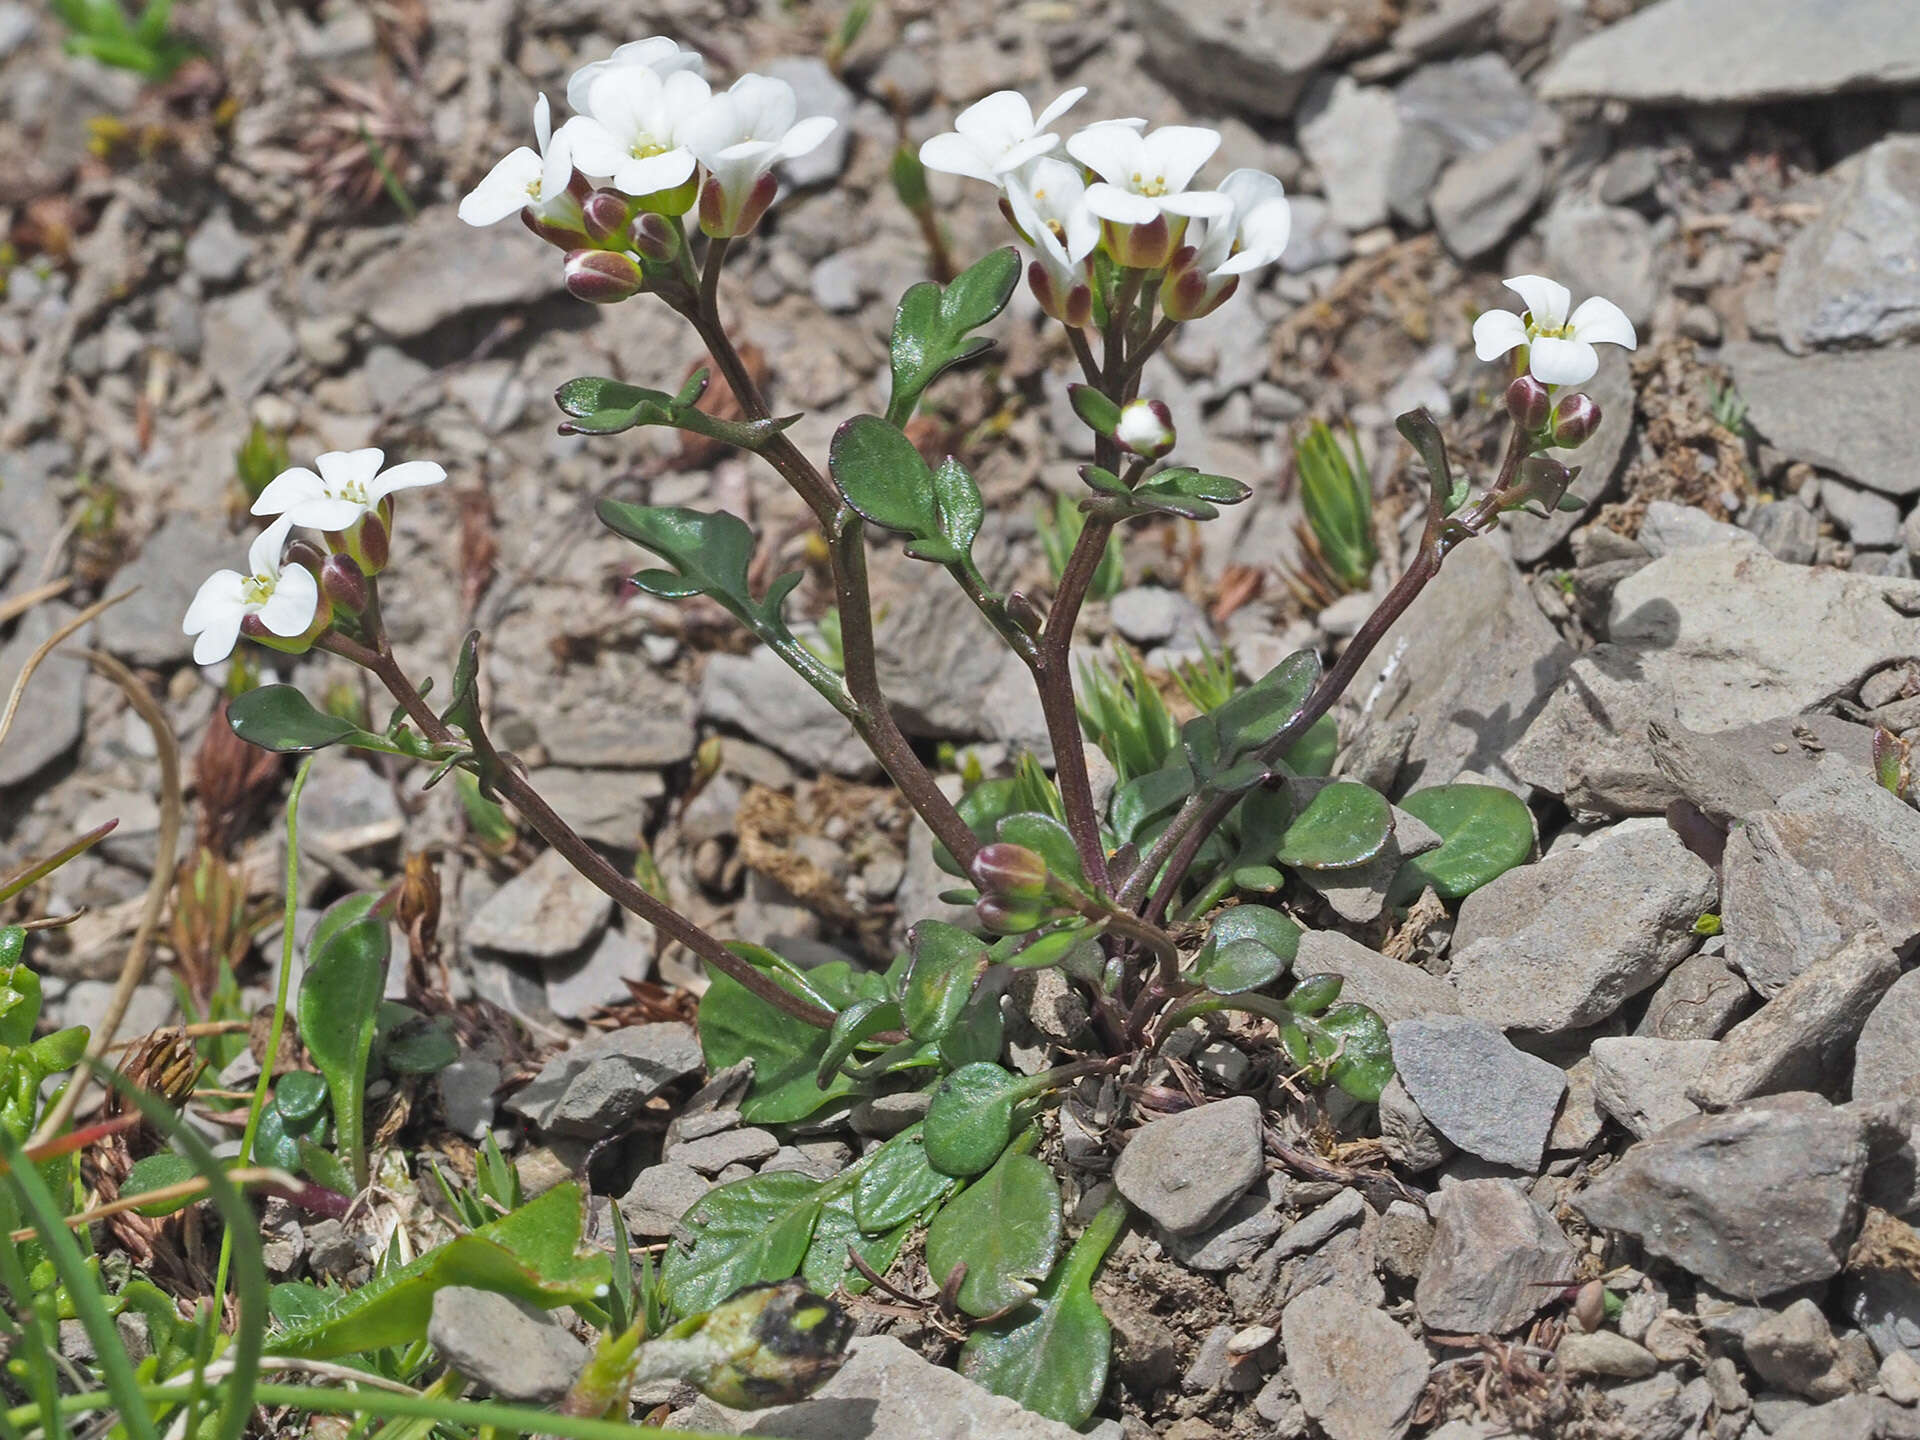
698, 964, 858, 1125
924, 1062, 1020, 1178
802, 1187, 913, 1298
122, 1153, 200, 1217
660, 1171, 826, 1318
1194, 937, 1287, 996
253, 1101, 303, 1171
1392, 783, 1535, 901
831, 415, 941, 539
1320, 1003, 1394, 1103
272, 1070, 328, 1125
226, 685, 359, 754
1285, 972, 1344, 1016
1275, 781, 1393, 870
375, 1002, 459, 1076
996, 812, 1086, 893
854, 1125, 957, 1234
1203, 905, 1301, 964
904, 922, 988, 1043
925, 1147, 1063, 1317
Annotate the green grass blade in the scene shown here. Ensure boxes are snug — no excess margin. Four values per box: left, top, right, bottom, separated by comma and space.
0, 1190, 67, 1440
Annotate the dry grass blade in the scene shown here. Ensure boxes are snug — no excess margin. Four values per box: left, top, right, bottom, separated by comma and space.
0, 589, 129, 753
0, 576, 73, 628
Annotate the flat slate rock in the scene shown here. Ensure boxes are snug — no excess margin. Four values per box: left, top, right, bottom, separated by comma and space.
1113, 1096, 1265, 1236
505, 1022, 703, 1138
334, 207, 563, 338
1417, 1178, 1576, 1335
466, 845, 615, 961
1282, 1287, 1430, 1440
1775, 137, 1920, 354
1389, 1017, 1566, 1171
1538, 0, 1920, 105
1726, 342, 1920, 497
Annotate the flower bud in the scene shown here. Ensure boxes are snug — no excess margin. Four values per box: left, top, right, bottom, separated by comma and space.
1505, 374, 1551, 432
284, 538, 327, 574
241, 589, 333, 654
328, 507, 390, 576
700, 170, 780, 239
319, 552, 368, 614
630, 211, 679, 264
581, 188, 634, 246
1115, 398, 1176, 459
674, 1280, 853, 1410
1550, 393, 1602, 448
1027, 259, 1091, 328
1101, 212, 1173, 271
970, 842, 1049, 900
521, 193, 589, 251
975, 896, 1048, 935
564, 248, 646, 304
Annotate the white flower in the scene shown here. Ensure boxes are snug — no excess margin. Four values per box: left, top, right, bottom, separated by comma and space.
683, 73, 838, 236
918, 87, 1087, 186
182, 516, 319, 666
1066, 122, 1233, 227
458, 95, 576, 227
565, 35, 705, 114
559, 65, 711, 197
1006, 157, 1098, 280
252, 448, 446, 533
1190, 170, 1291, 278
1471, 274, 1638, 387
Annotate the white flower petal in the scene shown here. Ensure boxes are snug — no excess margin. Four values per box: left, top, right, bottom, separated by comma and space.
537, 129, 575, 206
1503, 273, 1570, 330
1064, 200, 1100, 263
251, 467, 327, 518
533, 93, 551, 154
992, 133, 1060, 176
954, 90, 1036, 151
1066, 122, 1144, 185
257, 565, 319, 638
1142, 125, 1221, 193
1159, 189, 1234, 220
774, 114, 837, 162
919, 131, 996, 182
1528, 336, 1598, 386
368, 460, 447, 505
191, 610, 244, 667
183, 570, 246, 638
287, 497, 370, 532
1032, 86, 1087, 133
612, 146, 697, 198
1083, 181, 1159, 226
247, 515, 296, 577
458, 148, 544, 226
315, 449, 384, 492
1568, 295, 1638, 351
557, 116, 627, 182
1217, 196, 1291, 273
1471, 309, 1531, 362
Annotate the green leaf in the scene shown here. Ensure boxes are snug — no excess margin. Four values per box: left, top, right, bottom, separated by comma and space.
253, 1100, 303, 1170
1275, 782, 1393, 870
924, 1062, 1020, 1178
802, 1187, 913, 1298
1295, 422, 1375, 590
887, 247, 1021, 424
698, 956, 877, 1124
960, 1191, 1124, 1427
297, 1139, 354, 1196
374, 1002, 459, 1075
997, 812, 1087, 894
1391, 784, 1535, 901
1395, 409, 1457, 518
1284, 714, 1338, 778
903, 922, 989, 1043
226, 686, 359, 754
1286, 972, 1343, 1015
854, 1124, 958, 1233
1320, 1003, 1394, 1103
816, 998, 902, 1090
830, 415, 942, 538
1109, 467, 1253, 521
0, 945, 41, 1048
660, 1171, 825, 1318
1211, 650, 1321, 767
122, 1153, 199, 1217
296, 895, 388, 1189
1109, 760, 1195, 846
990, 920, 1097, 971
26, 1024, 86, 1074
938, 984, 1007, 1070
555, 370, 797, 450
1192, 905, 1300, 995
925, 1146, 1062, 1318
929, 456, 986, 562
272, 1071, 328, 1126
268, 1184, 611, 1358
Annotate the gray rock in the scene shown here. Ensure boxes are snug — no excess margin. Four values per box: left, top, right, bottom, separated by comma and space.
1449, 822, 1716, 1035
1390, 1017, 1567, 1172
466, 846, 614, 962
0, 4, 34, 59
1108, 586, 1207, 648
1511, 542, 1920, 814
1162, 1173, 1290, 1271
849, 1090, 930, 1139
1590, 1037, 1718, 1139
1558, 1330, 1660, 1380
1855, 970, 1920, 1102
1431, 134, 1543, 262
1390, 0, 1501, 60
0, 605, 87, 788
427, 1287, 585, 1403
522, 767, 663, 851
678, 1333, 1089, 1439
506, 1023, 702, 1138
1728, 343, 1920, 498
437, 1058, 499, 1141
1282, 1288, 1430, 1440
1550, 1055, 1607, 1153
1636, 501, 1756, 558
1644, 713, 1874, 827
1573, 1094, 1868, 1296
1280, 196, 1354, 273
1266, 1187, 1369, 1263
1776, 137, 1920, 354
1689, 932, 1902, 1109
1746, 1298, 1854, 1402
1417, 1179, 1575, 1335
763, 59, 853, 189
1379, 1074, 1454, 1172
1349, 534, 1569, 793
296, 753, 404, 854
1125, 0, 1341, 119
1749, 500, 1821, 564
1389, 53, 1546, 227
702, 646, 875, 777
337, 209, 562, 338
1542, 203, 1661, 330
809, 253, 863, 314
200, 286, 295, 400
1538, 0, 1920, 104
1772, 1395, 1920, 1440
619, 1161, 710, 1238
1293, 930, 1461, 1025
1300, 78, 1402, 232
667, 1126, 779, 1175
545, 925, 650, 1021
1824, 485, 1903, 550
1636, 952, 1756, 1041
185, 210, 254, 284
1113, 1096, 1264, 1236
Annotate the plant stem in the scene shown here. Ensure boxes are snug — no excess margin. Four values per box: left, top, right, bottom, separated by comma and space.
316, 630, 836, 1031
1036, 515, 1119, 894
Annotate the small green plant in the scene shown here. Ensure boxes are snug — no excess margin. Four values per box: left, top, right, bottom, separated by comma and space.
51, 0, 193, 79
1294, 420, 1377, 593
234, 420, 291, 506
1037, 492, 1124, 602
1707, 376, 1749, 436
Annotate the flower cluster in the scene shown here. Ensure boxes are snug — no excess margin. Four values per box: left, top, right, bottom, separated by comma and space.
918, 90, 1292, 325
459, 37, 837, 303
183, 449, 445, 666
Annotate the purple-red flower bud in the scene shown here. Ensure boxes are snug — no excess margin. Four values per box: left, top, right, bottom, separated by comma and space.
975, 896, 1048, 935
581, 188, 634, 246
1115, 398, 1176, 459
970, 842, 1050, 900
319, 552, 369, 614
564, 249, 646, 304
1027, 259, 1092, 329
1101, 212, 1173, 271
1506, 374, 1552, 432
1551, 392, 1602, 448
630, 211, 678, 264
